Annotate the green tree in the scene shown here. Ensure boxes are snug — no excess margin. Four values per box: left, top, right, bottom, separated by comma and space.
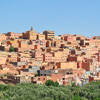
45, 80, 55, 86
54, 81, 59, 87
35, 73, 39, 77
72, 82, 77, 87
9, 46, 15, 52
73, 95, 82, 100
45, 80, 59, 87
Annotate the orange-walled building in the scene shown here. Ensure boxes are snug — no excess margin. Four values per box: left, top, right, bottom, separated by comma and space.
42, 53, 53, 62
43, 30, 55, 40
56, 62, 77, 69
23, 27, 37, 40
37, 33, 45, 40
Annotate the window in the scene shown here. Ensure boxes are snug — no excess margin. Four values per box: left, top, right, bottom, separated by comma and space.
85, 60, 87, 62
38, 78, 40, 80
62, 78, 65, 80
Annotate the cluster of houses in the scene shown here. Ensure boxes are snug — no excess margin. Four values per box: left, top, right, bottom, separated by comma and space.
0, 27, 100, 86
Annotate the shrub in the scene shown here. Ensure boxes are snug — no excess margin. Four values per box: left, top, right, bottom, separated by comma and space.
9, 46, 15, 52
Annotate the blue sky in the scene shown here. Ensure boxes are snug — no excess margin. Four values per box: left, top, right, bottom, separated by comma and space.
0, 0, 100, 37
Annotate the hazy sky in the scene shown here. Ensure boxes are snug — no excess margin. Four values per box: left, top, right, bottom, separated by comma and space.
0, 0, 100, 37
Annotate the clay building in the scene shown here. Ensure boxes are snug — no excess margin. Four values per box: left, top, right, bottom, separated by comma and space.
43, 30, 55, 40
23, 27, 37, 40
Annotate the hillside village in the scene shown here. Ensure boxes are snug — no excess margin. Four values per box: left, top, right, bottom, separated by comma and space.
0, 27, 100, 86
